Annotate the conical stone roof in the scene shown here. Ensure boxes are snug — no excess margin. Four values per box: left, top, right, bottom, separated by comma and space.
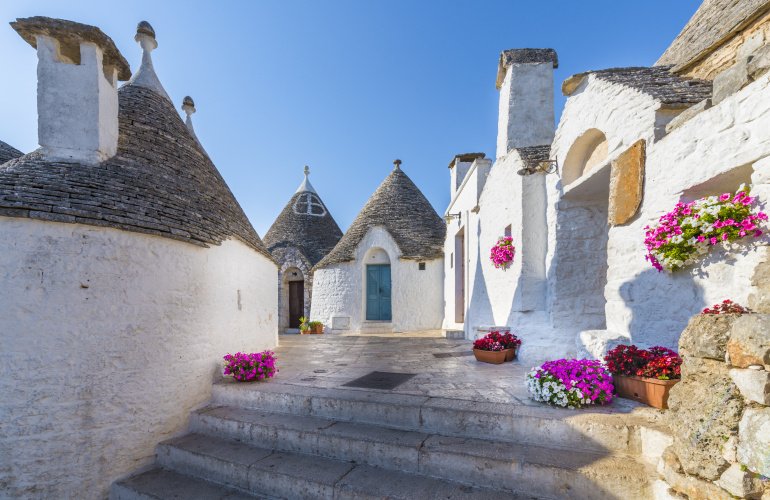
0, 140, 22, 165
263, 169, 343, 266
316, 164, 446, 268
0, 83, 274, 261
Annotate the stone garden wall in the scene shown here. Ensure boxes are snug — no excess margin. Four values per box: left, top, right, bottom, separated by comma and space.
659, 257, 770, 499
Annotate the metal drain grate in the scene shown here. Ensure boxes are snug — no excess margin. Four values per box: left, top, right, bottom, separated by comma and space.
432, 351, 474, 359
342, 371, 416, 390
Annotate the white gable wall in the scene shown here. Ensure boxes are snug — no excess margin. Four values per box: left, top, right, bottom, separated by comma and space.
311, 226, 444, 333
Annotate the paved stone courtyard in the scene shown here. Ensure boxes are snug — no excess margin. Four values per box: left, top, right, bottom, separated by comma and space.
272, 333, 648, 412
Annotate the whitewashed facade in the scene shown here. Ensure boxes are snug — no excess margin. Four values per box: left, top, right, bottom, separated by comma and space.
445, 38, 770, 360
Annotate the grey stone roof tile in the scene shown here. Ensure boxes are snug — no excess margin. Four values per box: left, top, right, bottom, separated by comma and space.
315, 167, 445, 268
263, 187, 343, 267
657, 0, 770, 72
0, 83, 274, 261
0, 140, 23, 165
563, 66, 712, 107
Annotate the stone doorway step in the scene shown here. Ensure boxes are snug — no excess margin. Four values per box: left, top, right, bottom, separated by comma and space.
111, 381, 667, 499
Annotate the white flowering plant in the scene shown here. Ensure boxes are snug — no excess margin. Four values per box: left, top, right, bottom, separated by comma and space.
644, 186, 768, 272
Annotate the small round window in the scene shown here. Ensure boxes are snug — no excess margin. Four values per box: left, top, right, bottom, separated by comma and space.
293, 193, 327, 217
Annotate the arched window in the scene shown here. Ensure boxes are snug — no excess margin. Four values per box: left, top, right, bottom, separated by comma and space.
562, 129, 608, 185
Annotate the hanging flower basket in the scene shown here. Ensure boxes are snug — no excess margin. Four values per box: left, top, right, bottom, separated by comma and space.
644, 186, 768, 272
490, 236, 515, 270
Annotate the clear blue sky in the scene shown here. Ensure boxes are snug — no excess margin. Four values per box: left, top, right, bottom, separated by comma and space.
1, 1, 701, 235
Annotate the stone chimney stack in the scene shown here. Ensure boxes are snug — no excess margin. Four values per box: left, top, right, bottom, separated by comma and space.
495, 48, 557, 159
11, 17, 131, 165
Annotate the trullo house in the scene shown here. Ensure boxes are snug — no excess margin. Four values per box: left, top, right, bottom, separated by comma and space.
263, 166, 343, 332
311, 160, 446, 333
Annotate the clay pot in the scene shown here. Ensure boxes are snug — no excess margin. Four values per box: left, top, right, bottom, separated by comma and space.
613, 375, 679, 409
473, 349, 507, 364
310, 324, 324, 334
504, 347, 519, 362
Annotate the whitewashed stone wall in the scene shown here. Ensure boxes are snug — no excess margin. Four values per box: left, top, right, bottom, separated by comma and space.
311, 226, 443, 333
0, 217, 278, 499
548, 72, 770, 354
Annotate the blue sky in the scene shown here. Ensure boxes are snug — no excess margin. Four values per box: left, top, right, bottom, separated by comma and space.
1, 1, 701, 235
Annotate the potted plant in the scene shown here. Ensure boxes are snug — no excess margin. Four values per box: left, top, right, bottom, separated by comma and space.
472, 336, 508, 364
604, 345, 681, 409
485, 330, 522, 361
299, 316, 310, 334
223, 351, 278, 382
526, 359, 614, 409
490, 236, 515, 270
308, 320, 324, 334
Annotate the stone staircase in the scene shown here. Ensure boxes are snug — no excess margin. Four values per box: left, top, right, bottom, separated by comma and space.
111, 381, 665, 499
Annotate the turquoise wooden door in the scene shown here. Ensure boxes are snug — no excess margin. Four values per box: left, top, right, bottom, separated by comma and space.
366, 264, 392, 321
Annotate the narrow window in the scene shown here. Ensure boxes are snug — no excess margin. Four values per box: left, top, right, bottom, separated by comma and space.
450, 253, 454, 269
504, 225, 512, 238
418, 262, 426, 270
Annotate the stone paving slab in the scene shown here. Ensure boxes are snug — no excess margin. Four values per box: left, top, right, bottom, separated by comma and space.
265, 334, 649, 412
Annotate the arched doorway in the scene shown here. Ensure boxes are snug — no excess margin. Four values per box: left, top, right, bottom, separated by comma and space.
364, 248, 392, 321
552, 129, 611, 330
282, 267, 305, 329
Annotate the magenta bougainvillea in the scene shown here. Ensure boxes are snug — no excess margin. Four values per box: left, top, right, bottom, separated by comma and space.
644, 187, 768, 272
223, 351, 278, 382
490, 236, 515, 269
604, 345, 681, 380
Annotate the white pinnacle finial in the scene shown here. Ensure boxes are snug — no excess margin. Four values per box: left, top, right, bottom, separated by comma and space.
127, 21, 171, 101
182, 95, 196, 136
296, 165, 317, 194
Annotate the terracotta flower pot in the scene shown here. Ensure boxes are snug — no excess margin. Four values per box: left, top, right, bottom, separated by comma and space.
473, 349, 507, 364
613, 374, 679, 409
310, 324, 324, 334
504, 347, 518, 362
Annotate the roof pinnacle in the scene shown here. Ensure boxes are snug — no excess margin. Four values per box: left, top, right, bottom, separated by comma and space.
128, 20, 171, 101
181, 96, 197, 138
393, 159, 402, 170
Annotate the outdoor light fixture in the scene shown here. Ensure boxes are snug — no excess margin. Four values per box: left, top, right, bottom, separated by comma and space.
444, 212, 461, 224
517, 157, 559, 176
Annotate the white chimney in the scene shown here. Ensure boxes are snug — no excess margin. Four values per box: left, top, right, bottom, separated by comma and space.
449, 153, 486, 196
495, 48, 557, 159
11, 17, 131, 165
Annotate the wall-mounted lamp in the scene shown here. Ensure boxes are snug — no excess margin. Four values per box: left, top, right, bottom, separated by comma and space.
444, 212, 462, 224
517, 157, 559, 176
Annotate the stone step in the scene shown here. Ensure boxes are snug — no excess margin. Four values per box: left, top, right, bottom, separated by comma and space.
189, 406, 653, 499
156, 433, 526, 499
211, 381, 659, 455
110, 467, 262, 500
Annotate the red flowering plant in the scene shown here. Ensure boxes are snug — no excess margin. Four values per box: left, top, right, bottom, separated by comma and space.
490, 236, 515, 270
472, 337, 506, 352
485, 330, 522, 350
223, 351, 278, 382
702, 299, 751, 315
604, 345, 682, 380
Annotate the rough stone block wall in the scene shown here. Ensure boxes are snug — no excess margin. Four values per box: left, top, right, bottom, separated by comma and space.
0, 218, 278, 499
659, 260, 770, 499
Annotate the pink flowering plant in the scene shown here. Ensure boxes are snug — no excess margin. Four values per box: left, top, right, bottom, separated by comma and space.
223, 351, 277, 382
526, 359, 614, 409
490, 236, 515, 270
644, 186, 768, 272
